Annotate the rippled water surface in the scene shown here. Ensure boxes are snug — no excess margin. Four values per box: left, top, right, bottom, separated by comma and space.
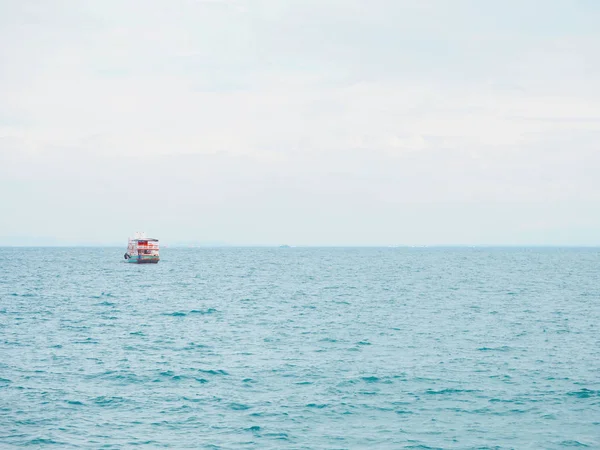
1, 247, 599, 448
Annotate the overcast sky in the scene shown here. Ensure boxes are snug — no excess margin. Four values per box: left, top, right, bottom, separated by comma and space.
1, 0, 599, 246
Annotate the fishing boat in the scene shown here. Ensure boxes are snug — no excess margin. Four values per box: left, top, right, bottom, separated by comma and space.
124, 232, 160, 264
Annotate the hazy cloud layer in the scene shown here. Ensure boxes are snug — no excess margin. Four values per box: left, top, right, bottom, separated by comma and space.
1, 0, 599, 245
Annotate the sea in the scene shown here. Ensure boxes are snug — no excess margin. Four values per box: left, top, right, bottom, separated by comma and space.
0, 247, 599, 449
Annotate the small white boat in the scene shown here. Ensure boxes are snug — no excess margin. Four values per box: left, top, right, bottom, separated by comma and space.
124, 232, 160, 264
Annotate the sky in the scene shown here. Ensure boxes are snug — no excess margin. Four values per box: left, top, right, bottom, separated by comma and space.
1, 0, 599, 246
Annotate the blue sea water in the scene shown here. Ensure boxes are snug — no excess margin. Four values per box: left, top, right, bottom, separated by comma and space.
0, 247, 599, 449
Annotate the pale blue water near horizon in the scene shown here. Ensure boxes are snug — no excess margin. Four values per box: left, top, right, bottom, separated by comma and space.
1, 247, 599, 449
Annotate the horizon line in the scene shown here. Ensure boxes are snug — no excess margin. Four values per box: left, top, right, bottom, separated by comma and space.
1, 244, 599, 248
